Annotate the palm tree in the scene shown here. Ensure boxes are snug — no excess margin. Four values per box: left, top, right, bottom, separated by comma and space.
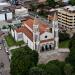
8, 25, 12, 31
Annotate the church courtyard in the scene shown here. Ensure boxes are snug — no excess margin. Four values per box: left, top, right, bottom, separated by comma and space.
39, 48, 70, 64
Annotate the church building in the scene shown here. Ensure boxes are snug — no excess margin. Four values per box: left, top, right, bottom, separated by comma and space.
11, 13, 59, 52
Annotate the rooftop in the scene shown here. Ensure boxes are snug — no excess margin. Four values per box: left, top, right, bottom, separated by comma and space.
22, 18, 51, 34
57, 6, 75, 13
15, 17, 52, 41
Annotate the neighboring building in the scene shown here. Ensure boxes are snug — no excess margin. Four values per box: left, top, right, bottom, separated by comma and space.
11, 13, 59, 52
0, 10, 13, 21
15, 6, 28, 17
36, 0, 69, 3
55, 0, 69, 3
62, 0, 69, 3
0, 2, 11, 10
58, 6, 75, 30
10, 0, 18, 5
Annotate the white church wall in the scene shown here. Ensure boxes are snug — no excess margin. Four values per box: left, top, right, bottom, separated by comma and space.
11, 29, 14, 38
14, 30, 18, 41
17, 32, 23, 41
23, 33, 33, 50
23, 33, 28, 43
40, 32, 53, 41
14, 31, 23, 41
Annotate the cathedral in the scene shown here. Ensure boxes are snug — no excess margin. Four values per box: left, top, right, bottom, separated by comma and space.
11, 13, 59, 52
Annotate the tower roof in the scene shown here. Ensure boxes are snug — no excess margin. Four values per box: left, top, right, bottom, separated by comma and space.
53, 12, 57, 21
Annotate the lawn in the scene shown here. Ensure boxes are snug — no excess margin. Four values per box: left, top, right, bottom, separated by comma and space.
5, 34, 24, 47
59, 40, 70, 48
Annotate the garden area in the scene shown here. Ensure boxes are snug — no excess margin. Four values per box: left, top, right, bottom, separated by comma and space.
5, 34, 24, 47
59, 40, 70, 48
59, 32, 70, 48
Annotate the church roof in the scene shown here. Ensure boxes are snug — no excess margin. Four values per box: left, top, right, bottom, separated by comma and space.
23, 18, 50, 34
15, 18, 52, 42
16, 26, 33, 41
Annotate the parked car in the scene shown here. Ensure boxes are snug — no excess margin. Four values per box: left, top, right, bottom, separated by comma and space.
0, 46, 2, 50
8, 54, 11, 61
5, 47, 9, 53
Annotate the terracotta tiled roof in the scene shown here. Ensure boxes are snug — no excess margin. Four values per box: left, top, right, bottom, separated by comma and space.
40, 39, 54, 43
23, 19, 33, 29
16, 27, 25, 33
15, 18, 52, 42
23, 18, 49, 34
16, 26, 33, 41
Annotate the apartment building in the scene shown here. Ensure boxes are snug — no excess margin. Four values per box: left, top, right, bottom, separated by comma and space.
58, 6, 75, 30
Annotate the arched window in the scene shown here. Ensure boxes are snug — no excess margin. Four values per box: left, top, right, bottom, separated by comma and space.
45, 45, 48, 50
41, 46, 44, 52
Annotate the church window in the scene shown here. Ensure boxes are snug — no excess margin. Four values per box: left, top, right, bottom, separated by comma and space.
45, 36, 47, 38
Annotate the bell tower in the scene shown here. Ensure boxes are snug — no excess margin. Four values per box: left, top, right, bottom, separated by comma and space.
52, 13, 59, 49
33, 17, 40, 52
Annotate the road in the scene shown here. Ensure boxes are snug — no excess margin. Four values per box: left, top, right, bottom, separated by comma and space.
0, 34, 10, 75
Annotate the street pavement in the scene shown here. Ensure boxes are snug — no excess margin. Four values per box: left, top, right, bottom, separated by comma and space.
0, 34, 10, 75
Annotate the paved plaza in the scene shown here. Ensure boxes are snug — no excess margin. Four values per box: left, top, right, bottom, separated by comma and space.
39, 48, 70, 64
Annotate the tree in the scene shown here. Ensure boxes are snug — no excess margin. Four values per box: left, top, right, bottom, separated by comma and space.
46, 0, 56, 7
69, 0, 75, 5
30, 4, 38, 11
64, 64, 73, 75
59, 32, 70, 42
10, 46, 38, 75
45, 62, 62, 75
29, 67, 46, 75
72, 73, 75, 75
66, 49, 75, 68
46, 60, 66, 75
30, 50, 39, 65
66, 34, 75, 69
8, 25, 12, 31
69, 33, 75, 49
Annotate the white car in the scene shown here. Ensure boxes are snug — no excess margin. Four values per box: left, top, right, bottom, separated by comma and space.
0, 46, 2, 50
9, 54, 11, 60
5, 47, 9, 53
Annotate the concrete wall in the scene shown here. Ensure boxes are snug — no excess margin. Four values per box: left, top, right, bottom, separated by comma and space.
11, 29, 14, 38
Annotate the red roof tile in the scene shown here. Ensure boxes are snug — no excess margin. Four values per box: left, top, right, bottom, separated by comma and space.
15, 18, 52, 42
23, 18, 49, 34
16, 26, 33, 41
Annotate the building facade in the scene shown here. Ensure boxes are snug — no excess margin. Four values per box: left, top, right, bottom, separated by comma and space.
11, 14, 59, 52
15, 7, 28, 17
58, 6, 75, 31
